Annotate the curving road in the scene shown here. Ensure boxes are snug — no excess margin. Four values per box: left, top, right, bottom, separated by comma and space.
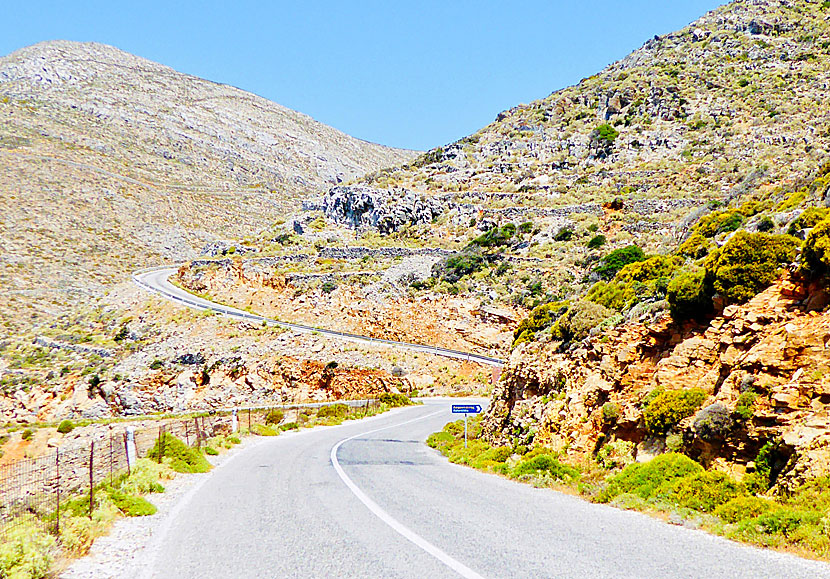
132, 267, 504, 367
143, 400, 830, 579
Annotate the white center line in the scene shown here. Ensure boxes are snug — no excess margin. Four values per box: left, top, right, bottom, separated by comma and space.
330, 409, 486, 579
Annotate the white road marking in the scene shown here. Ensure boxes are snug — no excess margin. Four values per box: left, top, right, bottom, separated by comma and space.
330, 410, 487, 579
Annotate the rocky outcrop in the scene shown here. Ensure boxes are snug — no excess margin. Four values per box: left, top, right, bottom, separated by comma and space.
323, 186, 449, 233
483, 272, 830, 491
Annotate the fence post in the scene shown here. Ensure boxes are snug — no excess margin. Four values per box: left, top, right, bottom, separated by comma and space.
232, 409, 239, 433
88, 442, 94, 519
109, 434, 114, 486
125, 427, 136, 473
247, 408, 251, 432
55, 449, 61, 535
157, 426, 164, 463
195, 418, 201, 449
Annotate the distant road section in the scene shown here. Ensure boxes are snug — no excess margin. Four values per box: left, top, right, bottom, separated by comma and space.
132, 267, 505, 367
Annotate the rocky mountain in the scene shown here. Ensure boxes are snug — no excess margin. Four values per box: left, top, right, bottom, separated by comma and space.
0, 40, 416, 331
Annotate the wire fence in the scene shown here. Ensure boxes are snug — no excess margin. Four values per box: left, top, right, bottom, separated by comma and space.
0, 399, 382, 539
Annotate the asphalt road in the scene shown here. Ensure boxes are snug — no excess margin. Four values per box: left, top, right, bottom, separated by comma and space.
144, 400, 830, 579
133, 267, 504, 367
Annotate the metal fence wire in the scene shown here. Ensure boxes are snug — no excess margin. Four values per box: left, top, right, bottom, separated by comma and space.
0, 400, 379, 539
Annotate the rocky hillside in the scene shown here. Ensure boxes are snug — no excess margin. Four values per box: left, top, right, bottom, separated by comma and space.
0, 41, 416, 331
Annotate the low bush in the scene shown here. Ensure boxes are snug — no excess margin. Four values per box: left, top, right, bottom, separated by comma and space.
678, 232, 713, 259
513, 301, 568, 345
734, 392, 757, 421
714, 495, 776, 523
0, 515, 56, 579
551, 301, 614, 343
57, 420, 75, 434
615, 255, 684, 284
601, 402, 620, 425
801, 217, 830, 277
692, 403, 733, 442
317, 403, 349, 418
642, 388, 707, 434
512, 454, 579, 482
280, 422, 299, 431
788, 207, 829, 235
147, 433, 211, 473
204, 447, 219, 455
655, 470, 745, 512
704, 231, 799, 303
554, 227, 574, 242
251, 424, 279, 436
378, 392, 411, 407
587, 234, 607, 249
666, 269, 712, 322
264, 409, 284, 425
694, 210, 745, 237
586, 281, 636, 311
432, 248, 487, 283
472, 224, 516, 248
594, 246, 646, 279
228, 436, 241, 444
599, 453, 703, 502
118, 458, 173, 495
595, 440, 635, 470
108, 490, 157, 517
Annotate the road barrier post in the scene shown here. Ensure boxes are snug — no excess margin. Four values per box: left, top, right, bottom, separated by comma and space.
88, 442, 94, 519
125, 427, 136, 474
231, 409, 239, 433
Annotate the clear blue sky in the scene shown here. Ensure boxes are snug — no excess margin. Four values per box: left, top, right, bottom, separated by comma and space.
3, 1, 724, 151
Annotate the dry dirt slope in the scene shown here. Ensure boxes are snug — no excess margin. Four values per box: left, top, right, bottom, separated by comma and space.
0, 40, 416, 332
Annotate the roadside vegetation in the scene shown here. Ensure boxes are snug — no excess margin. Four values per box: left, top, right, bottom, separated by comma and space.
428, 417, 830, 560
1, 395, 413, 578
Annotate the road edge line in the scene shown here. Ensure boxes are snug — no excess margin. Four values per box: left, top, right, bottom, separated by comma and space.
330, 410, 486, 579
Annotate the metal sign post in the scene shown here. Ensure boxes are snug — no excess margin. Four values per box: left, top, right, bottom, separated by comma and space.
451, 404, 483, 448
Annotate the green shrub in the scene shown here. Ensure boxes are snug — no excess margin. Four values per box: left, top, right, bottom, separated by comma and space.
147, 433, 211, 473
692, 403, 733, 442
599, 453, 703, 502
752, 508, 822, 537
427, 431, 454, 448
378, 392, 411, 407
705, 231, 799, 303
601, 402, 620, 425
118, 458, 173, 495
593, 123, 619, 144
471, 224, 516, 248
21, 429, 33, 441
678, 232, 713, 259
433, 248, 487, 283
228, 436, 241, 444
108, 490, 157, 516
317, 403, 349, 418
551, 301, 615, 343
734, 392, 756, 421
586, 281, 636, 311
656, 470, 745, 512
251, 424, 279, 436
715, 495, 776, 523
513, 301, 568, 345
587, 234, 607, 249
149, 359, 164, 370
667, 269, 712, 322
321, 281, 337, 294
801, 217, 830, 277
0, 515, 56, 579
264, 409, 284, 425
280, 422, 299, 431
788, 207, 830, 235
512, 454, 579, 482
204, 447, 219, 455
57, 420, 75, 434
594, 246, 646, 279
595, 440, 635, 470
694, 210, 745, 237
554, 227, 574, 242
642, 388, 707, 434
756, 216, 775, 232
615, 255, 684, 284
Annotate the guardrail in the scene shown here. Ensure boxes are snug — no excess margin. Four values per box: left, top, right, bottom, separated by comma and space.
132, 268, 506, 367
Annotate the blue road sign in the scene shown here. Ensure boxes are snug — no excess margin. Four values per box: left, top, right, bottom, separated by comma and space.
452, 404, 482, 414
